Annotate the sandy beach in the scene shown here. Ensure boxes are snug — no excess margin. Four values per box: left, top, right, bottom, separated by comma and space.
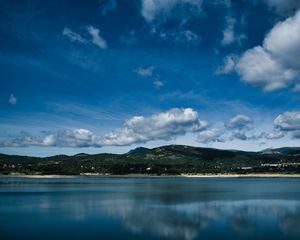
0, 174, 79, 178
180, 173, 300, 178
1, 173, 300, 178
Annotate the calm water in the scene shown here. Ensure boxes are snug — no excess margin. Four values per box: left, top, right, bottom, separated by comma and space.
1, 177, 300, 240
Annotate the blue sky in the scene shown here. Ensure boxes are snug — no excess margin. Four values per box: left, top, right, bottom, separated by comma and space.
1, 0, 300, 156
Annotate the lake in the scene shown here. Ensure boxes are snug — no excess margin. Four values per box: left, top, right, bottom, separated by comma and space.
1, 177, 300, 240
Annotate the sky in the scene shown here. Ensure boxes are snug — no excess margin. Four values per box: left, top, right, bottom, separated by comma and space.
1, 0, 300, 156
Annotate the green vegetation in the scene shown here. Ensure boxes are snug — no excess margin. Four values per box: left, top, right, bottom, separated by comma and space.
1, 145, 300, 175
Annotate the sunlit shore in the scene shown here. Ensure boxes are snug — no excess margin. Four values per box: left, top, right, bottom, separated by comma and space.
1, 173, 300, 178
180, 173, 300, 178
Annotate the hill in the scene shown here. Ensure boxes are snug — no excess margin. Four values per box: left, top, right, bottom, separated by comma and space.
0, 145, 300, 175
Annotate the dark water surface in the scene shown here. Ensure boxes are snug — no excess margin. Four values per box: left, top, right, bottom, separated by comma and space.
1, 177, 300, 240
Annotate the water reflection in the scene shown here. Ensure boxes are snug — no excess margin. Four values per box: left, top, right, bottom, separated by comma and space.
279, 211, 300, 237
1, 178, 300, 240
102, 199, 300, 239
105, 201, 210, 240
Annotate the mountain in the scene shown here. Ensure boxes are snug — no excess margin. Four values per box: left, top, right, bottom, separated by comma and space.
0, 145, 300, 175
272, 147, 300, 155
127, 147, 149, 154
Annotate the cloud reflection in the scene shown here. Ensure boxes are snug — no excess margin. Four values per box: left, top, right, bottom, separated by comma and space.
2, 180, 300, 240
279, 210, 300, 237
101, 200, 300, 239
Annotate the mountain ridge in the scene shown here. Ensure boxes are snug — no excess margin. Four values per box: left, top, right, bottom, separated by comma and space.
1, 144, 300, 175
2, 145, 300, 158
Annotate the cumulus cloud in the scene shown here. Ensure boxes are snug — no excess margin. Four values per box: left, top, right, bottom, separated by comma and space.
271, 111, 300, 139
256, 111, 300, 140
235, 10, 300, 92
197, 128, 223, 143
5, 109, 300, 148
263, 11, 300, 70
225, 115, 253, 140
9, 94, 17, 105
0, 132, 39, 147
135, 66, 155, 76
225, 114, 253, 130
260, 131, 285, 139
0, 108, 207, 148
42, 129, 102, 148
230, 130, 248, 140
274, 111, 300, 131
235, 47, 296, 92
86, 26, 107, 49
101, 108, 208, 146
0, 129, 102, 148
141, 0, 203, 22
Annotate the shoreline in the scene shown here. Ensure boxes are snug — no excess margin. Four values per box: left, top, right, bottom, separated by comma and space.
1, 173, 300, 178
180, 173, 300, 178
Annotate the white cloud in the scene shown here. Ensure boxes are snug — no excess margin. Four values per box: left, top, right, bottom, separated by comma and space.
235, 47, 296, 92
63, 26, 107, 49
42, 128, 102, 148
43, 134, 56, 146
221, 16, 246, 46
216, 54, 236, 74
183, 30, 199, 42
0, 129, 102, 148
257, 111, 300, 141
141, 0, 203, 22
197, 128, 223, 143
225, 114, 253, 140
263, 10, 300, 69
0, 108, 208, 148
221, 16, 235, 45
260, 131, 285, 139
9, 94, 17, 105
151, 28, 200, 44
135, 66, 155, 76
230, 130, 249, 140
0, 132, 38, 147
86, 26, 107, 49
62, 28, 87, 43
273, 111, 300, 139
1, 110, 300, 148
101, 108, 208, 146
235, 10, 300, 92
274, 111, 300, 131
225, 114, 253, 130
153, 79, 164, 89
141, 0, 171, 22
